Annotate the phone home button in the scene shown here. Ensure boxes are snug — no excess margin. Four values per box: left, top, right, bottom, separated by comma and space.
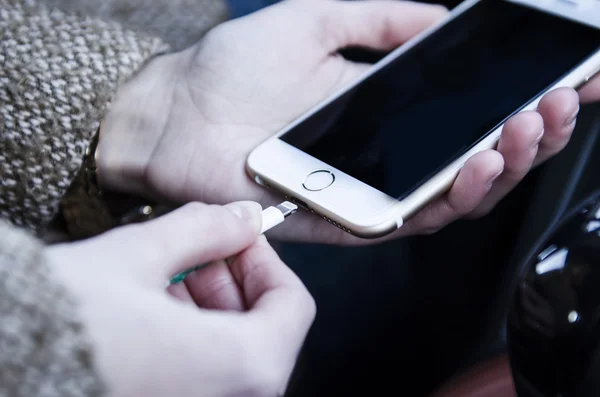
303, 170, 335, 191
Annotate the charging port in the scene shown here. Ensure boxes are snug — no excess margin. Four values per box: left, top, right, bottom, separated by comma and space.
290, 196, 309, 211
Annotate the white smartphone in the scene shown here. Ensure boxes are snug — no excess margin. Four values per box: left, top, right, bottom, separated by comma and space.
247, 0, 600, 239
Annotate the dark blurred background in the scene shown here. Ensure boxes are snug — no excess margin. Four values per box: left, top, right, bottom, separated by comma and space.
227, 1, 600, 395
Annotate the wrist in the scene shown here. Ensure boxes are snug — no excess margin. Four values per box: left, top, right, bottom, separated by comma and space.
59, 123, 166, 240
95, 50, 187, 197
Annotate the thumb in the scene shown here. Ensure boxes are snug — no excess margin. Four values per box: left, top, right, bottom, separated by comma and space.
316, 0, 447, 52
99, 201, 263, 284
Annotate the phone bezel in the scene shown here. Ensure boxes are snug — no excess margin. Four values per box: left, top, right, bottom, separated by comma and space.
246, 0, 600, 238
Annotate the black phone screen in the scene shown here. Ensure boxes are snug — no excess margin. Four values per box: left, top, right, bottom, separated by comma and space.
279, 0, 600, 199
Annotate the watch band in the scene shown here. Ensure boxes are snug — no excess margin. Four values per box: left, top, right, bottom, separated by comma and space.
59, 124, 167, 240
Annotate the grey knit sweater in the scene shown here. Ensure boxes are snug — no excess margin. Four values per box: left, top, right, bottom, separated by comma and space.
0, 0, 227, 395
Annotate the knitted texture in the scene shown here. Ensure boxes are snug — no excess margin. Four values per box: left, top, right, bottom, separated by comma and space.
42, 0, 229, 52
0, 0, 165, 234
0, 219, 105, 397
0, 1, 226, 395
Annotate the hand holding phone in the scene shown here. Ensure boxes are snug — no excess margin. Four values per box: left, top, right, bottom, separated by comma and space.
248, 0, 600, 239
98, 0, 594, 244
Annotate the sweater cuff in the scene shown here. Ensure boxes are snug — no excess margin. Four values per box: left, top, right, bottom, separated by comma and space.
0, 220, 105, 396
0, 0, 167, 234
41, 0, 229, 52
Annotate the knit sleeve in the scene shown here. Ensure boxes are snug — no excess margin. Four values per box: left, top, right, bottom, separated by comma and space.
41, 0, 229, 52
0, 219, 106, 397
0, 0, 166, 234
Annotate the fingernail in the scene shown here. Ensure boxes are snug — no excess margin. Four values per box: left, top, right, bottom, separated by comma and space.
486, 170, 503, 188
531, 128, 544, 149
564, 106, 580, 127
225, 201, 263, 230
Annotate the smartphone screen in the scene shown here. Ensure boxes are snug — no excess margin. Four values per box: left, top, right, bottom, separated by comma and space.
279, 0, 600, 200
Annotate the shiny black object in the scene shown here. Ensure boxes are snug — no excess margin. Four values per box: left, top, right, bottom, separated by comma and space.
508, 190, 600, 397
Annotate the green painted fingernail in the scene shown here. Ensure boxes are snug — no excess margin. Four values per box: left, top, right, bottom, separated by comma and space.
168, 264, 208, 285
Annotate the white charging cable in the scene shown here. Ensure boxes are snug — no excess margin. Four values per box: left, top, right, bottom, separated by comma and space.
259, 201, 298, 234
167, 201, 298, 286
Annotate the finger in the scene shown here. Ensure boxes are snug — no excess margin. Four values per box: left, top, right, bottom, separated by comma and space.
402, 150, 504, 235
167, 282, 195, 303
469, 111, 543, 218
228, 236, 315, 392
317, 0, 447, 52
184, 260, 246, 311
91, 201, 262, 285
228, 236, 316, 339
579, 73, 600, 104
534, 87, 580, 166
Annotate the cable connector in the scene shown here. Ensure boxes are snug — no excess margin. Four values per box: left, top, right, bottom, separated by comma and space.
168, 201, 298, 285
